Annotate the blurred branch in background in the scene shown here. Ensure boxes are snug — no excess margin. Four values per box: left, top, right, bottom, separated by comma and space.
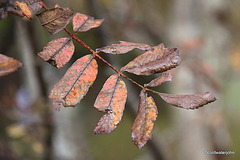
167, 0, 232, 160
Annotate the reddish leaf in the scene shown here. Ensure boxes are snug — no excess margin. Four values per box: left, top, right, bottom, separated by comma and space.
145, 72, 172, 87
24, 0, 42, 14
96, 41, 153, 54
38, 37, 74, 68
158, 92, 216, 109
72, 12, 104, 32
94, 74, 127, 134
0, 54, 22, 76
121, 44, 181, 75
37, 7, 74, 34
49, 54, 98, 109
15, 1, 32, 19
132, 90, 158, 149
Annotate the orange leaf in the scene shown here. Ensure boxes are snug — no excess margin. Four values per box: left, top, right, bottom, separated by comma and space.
72, 12, 104, 32
38, 37, 74, 68
49, 54, 98, 109
96, 41, 152, 54
37, 7, 74, 34
121, 44, 181, 75
15, 1, 32, 19
145, 72, 172, 87
94, 74, 127, 134
158, 92, 216, 109
0, 54, 22, 77
131, 90, 158, 149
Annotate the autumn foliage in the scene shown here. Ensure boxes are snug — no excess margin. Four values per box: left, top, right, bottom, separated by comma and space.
0, 0, 216, 149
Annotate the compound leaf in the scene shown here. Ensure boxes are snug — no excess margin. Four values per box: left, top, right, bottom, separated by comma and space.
132, 90, 158, 149
49, 54, 98, 109
37, 7, 74, 34
96, 41, 152, 54
0, 54, 22, 77
121, 44, 181, 75
158, 92, 216, 110
145, 72, 172, 87
72, 12, 104, 32
38, 37, 74, 68
94, 74, 127, 134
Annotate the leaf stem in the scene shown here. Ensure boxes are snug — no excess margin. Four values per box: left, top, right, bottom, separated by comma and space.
64, 28, 95, 53
39, 1, 48, 10
40, 0, 158, 95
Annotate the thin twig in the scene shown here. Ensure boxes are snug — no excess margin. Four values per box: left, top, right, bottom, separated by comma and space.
39, 0, 159, 95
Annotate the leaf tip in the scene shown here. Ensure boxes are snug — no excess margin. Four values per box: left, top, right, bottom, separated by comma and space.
52, 100, 62, 111
203, 92, 217, 103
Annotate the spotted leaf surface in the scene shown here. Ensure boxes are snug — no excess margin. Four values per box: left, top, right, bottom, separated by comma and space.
94, 74, 127, 134
145, 72, 172, 87
121, 44, 181, 75
37, 7, 74, 34
38, 37, 74, 68
0, 54, 22, 77
15, 1, 32, 19
72, 12, 104, 32
158, 92, 216, 109
132, 90, 158, 149
49, 54, 98, 109
96, 41, 153, 54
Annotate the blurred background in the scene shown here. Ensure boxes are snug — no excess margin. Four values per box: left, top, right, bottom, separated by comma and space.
0, 0, 240, 159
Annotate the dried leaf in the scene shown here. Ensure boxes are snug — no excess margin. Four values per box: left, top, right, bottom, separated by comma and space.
158, 92, 216, 109
72, 12, 104, 32
38, 37, 74, 68
96, 41, 153, 54
49, 54, 98, 108
0, 8, 8, 19
15, 1, 32, 19
94, 74, 127, 134
0, 54, 22, 77
24, 0, 42, 14
37, 7, 74, 34
145, 72, 172, 87
121, 44, 181, 75
132, 90, 158, 149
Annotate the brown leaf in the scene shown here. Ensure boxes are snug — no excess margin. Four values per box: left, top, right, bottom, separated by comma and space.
37, 7, 74, 34
24, 0, 42, 14
0, 54, 22, 76
96, 41, 153, 54
121, 44, 181, 75
158, 92, 216, 109
49, 54, 98, 109
38, 37, 74, 68
132, 90, 158, 149
15, 1, 32, 19
94, 74, 127, 134
72, 12, 104, 32
145, 72, 172, 87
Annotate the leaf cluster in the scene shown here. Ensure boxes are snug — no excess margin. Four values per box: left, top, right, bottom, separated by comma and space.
0, 0, 216, 149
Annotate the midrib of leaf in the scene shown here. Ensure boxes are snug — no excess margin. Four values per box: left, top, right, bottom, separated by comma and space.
125, 50, 172, 71
51, 37, 72, 59
107, 75, 121, 113
41, 8, 72, 26
142, 93, 149, 136
63, 55, 94, 101
74, 16, 88, 33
